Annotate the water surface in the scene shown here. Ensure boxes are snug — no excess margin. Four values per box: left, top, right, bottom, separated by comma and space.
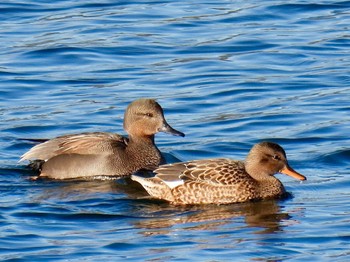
1, 0, 350, 261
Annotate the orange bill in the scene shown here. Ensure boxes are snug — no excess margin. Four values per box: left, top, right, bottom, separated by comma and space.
280, 164, 307, 181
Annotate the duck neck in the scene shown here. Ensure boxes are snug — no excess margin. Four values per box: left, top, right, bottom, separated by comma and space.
128, 134, 156, 145
246, 164, 285, 198
256, 176, 285, 199
126, 134, 162, 171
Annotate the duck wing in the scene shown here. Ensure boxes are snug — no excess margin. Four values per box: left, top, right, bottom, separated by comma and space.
20, 132, 128, 161
154, 158, 248, 187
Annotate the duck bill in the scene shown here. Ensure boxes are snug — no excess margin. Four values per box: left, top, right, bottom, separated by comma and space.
159, 122, 185, 137
280, 164, 306, 181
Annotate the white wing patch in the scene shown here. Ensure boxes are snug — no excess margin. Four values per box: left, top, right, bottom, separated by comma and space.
163, 179, 184, 189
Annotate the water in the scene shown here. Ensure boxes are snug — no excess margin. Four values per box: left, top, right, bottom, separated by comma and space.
1, 0, 350, 261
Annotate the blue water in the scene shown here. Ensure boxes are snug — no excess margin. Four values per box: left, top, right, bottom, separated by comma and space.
1, 0, 350, 261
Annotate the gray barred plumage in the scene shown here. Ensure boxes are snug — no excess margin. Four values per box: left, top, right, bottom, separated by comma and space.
20, 98, 184, 180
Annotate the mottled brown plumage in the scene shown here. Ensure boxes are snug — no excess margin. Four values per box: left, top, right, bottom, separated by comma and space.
20, 98, 184, 180
132, 142, 306, 205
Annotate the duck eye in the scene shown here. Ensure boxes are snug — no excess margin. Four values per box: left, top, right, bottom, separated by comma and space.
272, 155, 281, 160
145, 113, 153, 117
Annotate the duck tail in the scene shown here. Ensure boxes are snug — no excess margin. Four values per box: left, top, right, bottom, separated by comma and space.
131, 175, 174, 202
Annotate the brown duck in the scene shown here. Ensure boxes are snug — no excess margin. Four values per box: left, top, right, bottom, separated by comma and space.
20, 98, 184, 180
131, 142, 306, 205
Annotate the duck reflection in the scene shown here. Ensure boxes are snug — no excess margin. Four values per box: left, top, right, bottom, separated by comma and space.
31, 177, 148, 201
32, 177, 293, 235
131, 198, 292, 235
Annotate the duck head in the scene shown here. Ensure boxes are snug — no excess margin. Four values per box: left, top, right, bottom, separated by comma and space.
123, 98, 185, 138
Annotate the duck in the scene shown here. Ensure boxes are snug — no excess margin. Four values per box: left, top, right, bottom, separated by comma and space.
131, 142, 306, 205
20, 98, 185, 180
